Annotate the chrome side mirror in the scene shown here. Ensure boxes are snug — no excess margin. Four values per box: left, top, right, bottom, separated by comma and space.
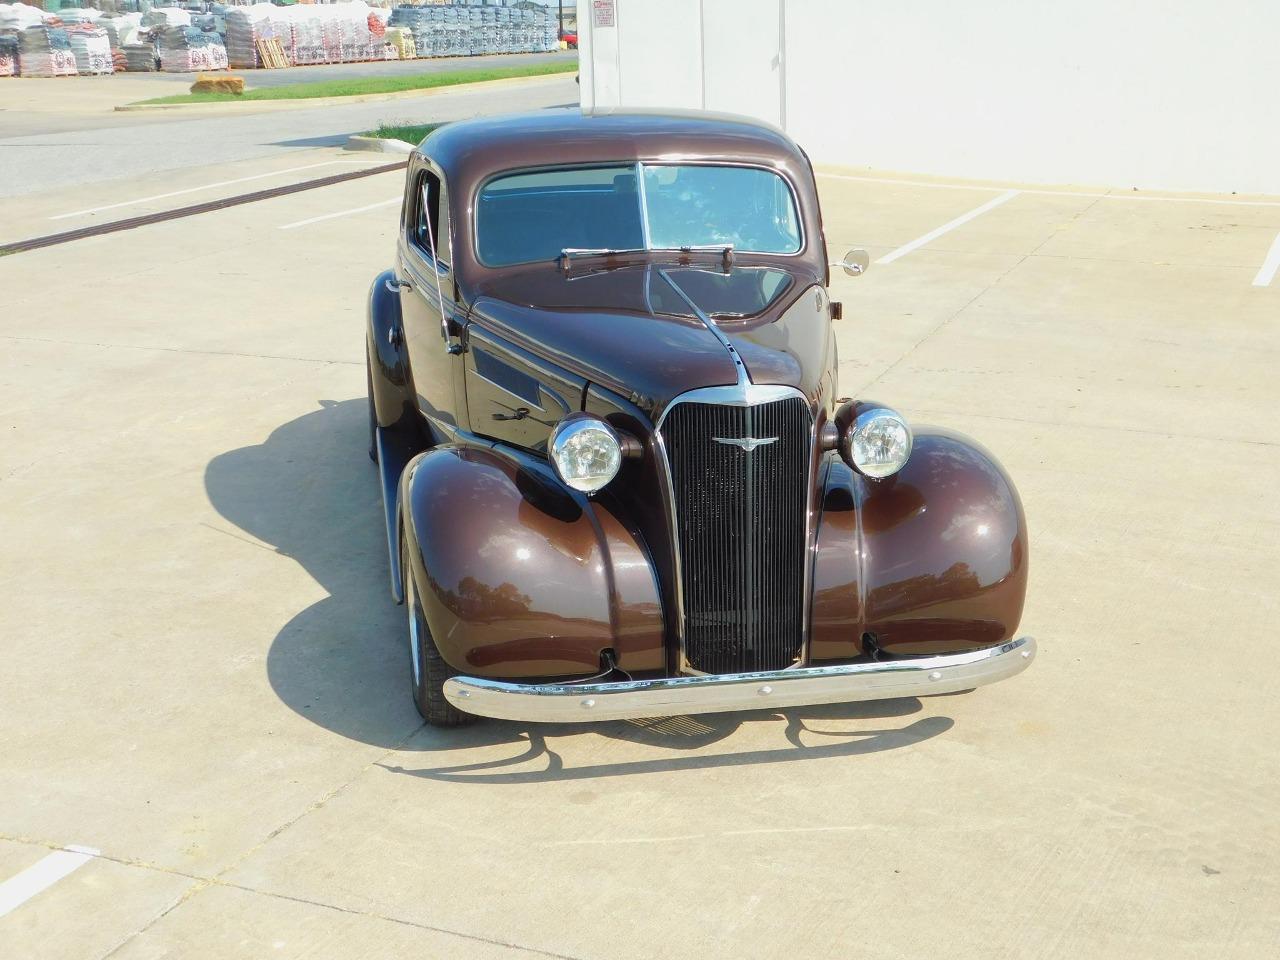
834, 249, 870, 277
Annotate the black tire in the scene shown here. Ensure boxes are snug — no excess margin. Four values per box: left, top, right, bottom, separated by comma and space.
365, 348, 378, 464
402, 538, 474, 727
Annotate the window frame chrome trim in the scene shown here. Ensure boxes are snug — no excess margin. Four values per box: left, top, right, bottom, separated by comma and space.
470, 159, 808, 269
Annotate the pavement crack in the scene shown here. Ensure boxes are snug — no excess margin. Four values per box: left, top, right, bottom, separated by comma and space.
214, 881, 593, 960
199, 521, 280, 553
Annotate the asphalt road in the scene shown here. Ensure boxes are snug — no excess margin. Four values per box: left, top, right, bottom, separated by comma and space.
0, 74, 579, 198
122, 50, 578, 89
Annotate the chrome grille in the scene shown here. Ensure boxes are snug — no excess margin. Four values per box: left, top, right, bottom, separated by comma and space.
660, 395, 811, 674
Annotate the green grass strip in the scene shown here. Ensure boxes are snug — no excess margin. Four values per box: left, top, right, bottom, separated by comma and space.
133, 59, 577, 105
364, 122, 445, 144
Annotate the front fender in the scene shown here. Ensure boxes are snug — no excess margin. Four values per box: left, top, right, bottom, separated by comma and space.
810, 428, 1028, 660
400, 443, 666, 679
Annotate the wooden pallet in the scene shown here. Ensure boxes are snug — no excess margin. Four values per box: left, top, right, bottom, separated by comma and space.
255, 38, 289, 70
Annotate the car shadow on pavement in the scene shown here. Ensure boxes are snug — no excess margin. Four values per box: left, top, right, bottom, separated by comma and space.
205, 399, 956, 779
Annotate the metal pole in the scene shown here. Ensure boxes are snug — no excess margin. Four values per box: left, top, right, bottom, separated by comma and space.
559, 0, 564, 37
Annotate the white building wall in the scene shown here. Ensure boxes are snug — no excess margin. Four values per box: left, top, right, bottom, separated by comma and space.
578, 0, 1280, 196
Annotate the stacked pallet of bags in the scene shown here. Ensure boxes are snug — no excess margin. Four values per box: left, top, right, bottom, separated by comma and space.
18, 25, 78, 77
387, 6, 430, 58
67, 25, 113, 74
142, 7, 191, 30
99, 13, 144, 50
287, 8, 323, 66
0, 34, 16, 77
123, 38, 157, 71
383, 26, 413, 61
224, 4, 277, 69
541, 9, 557, 52
158, 25, 227, 72
0, 1, 46, 35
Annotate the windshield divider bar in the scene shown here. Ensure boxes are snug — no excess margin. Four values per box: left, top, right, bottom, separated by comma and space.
636, 161, 652, 251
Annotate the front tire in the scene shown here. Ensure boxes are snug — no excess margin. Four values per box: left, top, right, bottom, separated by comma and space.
402, 538, 474, 727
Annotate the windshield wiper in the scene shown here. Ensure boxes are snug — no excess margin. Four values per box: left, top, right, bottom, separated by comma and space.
559, 247, 647, 273
558, 244, 736, 275
652, 244, 736, 271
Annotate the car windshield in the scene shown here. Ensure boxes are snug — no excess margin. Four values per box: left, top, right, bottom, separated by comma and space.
475, 163, 802, 267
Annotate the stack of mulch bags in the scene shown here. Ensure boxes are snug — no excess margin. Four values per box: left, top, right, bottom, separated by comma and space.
387, 3, 556, 58
383, 25, 413, 61
98, 12, 143, 50
224, 5, 278, 69
288, 9, 324, 66
158, 25, 227, 73
141, 7, 190, 30
123, 37, 157, 71
68, 26, 113, 75
18, 24, 78, 77
0, 33, 16, 77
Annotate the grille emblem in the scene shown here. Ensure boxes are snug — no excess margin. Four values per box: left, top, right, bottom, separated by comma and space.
713, 436, 778, 452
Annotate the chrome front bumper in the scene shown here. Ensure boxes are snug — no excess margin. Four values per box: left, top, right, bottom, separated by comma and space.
443, 636, 1036, 723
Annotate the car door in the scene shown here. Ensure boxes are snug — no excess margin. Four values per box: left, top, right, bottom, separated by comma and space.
398, 160, 466, 438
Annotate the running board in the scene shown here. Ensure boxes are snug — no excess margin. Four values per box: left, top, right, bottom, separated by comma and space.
375, 425, 420, 605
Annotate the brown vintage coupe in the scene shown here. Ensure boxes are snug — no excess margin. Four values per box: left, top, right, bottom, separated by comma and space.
366, 109, 1033, 727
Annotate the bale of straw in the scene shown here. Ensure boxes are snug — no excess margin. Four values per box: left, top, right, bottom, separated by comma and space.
191, 73, 244, 95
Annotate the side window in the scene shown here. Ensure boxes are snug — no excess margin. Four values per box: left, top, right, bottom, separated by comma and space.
413, 169, 451, 269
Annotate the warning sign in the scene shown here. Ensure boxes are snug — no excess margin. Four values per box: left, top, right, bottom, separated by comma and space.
592, 0, 616, 28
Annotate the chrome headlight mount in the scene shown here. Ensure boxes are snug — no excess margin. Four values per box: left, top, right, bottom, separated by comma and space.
834, 400, 913, 479
548, 413, 638, 494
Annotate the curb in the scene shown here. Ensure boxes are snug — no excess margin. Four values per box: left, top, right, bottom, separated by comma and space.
345, 135, 417, 155
114, 71, 576, 113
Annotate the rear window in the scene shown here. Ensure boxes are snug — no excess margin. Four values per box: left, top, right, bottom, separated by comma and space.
475, 163, 801, 267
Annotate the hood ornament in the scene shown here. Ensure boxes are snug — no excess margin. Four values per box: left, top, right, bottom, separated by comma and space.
714, 436, 778, 452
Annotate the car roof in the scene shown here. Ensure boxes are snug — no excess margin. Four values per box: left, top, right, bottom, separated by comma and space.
418, 108, 808, 184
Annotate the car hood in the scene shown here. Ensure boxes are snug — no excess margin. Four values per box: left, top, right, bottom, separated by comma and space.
468, 261, 831, 416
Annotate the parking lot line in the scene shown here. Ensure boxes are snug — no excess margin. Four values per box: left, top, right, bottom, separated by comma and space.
0, 845, 99, 918
278, 198, 401, 230
876, 189, 1020, 264
49, 159, 388, 221
1252, 231, 1280, 287
818, 172, 1280, 208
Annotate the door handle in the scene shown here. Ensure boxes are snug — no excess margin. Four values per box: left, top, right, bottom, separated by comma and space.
492, 407, 530, 421
384, 277, 412, 293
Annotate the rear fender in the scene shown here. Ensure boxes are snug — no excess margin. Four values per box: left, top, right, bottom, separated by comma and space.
810, 428, 1028, 659
399, 443, 666, 679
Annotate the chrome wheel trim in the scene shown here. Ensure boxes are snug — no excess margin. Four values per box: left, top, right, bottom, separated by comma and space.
405, 557, 423, 690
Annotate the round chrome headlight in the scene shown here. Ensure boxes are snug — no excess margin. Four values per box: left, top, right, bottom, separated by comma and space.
549, 415, 623, 494
845, 405, 912, 479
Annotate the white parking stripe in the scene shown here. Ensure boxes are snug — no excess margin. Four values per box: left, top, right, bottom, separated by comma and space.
876, 190, 1020, 264
818, 172, 1280, 208
49, 160, 387, 220
0, 846, 99, 918
278, 197, 400, 230
1252, 232, 1280, 287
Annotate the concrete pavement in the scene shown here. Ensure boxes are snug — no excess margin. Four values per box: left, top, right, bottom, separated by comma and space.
0, 125, 1278, 958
